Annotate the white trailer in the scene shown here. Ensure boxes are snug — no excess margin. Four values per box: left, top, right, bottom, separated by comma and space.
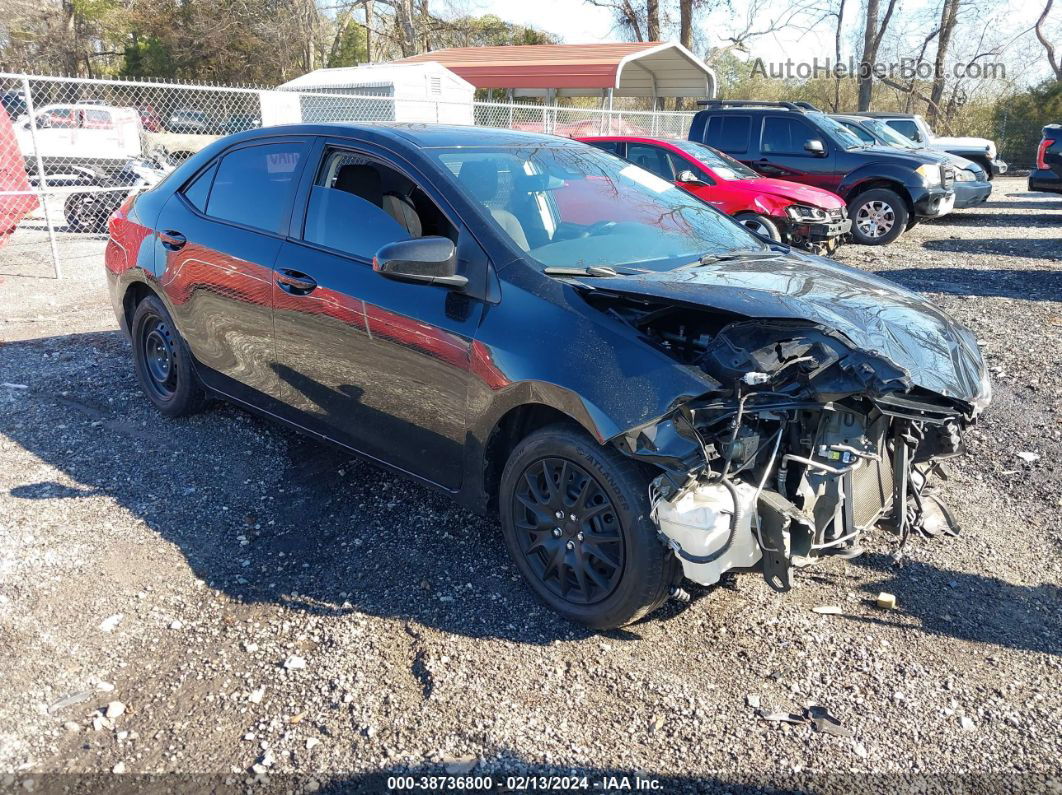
276, 62, 475, 126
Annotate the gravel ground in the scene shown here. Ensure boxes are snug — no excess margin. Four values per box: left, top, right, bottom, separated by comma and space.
1, 177, 1060, 793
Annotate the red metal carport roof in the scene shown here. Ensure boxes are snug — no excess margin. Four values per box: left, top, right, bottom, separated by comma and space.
396, 42, 715, 99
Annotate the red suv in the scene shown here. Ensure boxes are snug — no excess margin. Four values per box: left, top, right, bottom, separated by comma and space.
579, 136, 850, 253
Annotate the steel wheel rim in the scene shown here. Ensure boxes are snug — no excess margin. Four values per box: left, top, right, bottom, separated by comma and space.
855, 200, 895, 238
141, 316, 178, 399
512, 457, 624, 605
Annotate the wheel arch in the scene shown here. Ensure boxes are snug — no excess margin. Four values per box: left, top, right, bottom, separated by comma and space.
844, 178, 913, 214
479, 402, 592, 513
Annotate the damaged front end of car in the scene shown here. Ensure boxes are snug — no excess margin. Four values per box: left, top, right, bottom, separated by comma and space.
578, 256, 991, 592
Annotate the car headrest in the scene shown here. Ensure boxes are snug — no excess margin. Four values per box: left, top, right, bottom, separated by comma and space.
457, 160, 499, 203
335, 164, 382, 206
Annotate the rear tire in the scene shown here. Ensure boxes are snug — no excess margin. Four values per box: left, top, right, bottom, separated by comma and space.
130, 295, 207, 418
734, 212, 782, 242
499, 424, 679, 629
64, 192, 111, 235
848, 188, 909, 245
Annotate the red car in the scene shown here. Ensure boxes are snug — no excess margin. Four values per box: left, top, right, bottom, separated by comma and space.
579, 136, 851, 254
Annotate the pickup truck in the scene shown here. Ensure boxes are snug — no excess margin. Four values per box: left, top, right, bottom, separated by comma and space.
14, 103, 142, 176
853, 112, 1007, 179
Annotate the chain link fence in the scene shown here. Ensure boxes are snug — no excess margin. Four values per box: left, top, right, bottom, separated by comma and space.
0, 72, 697, 279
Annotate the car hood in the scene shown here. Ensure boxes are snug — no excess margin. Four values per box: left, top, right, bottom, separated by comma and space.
858, 145, 943, 167
575, 253, 990, 409
739, 178, 845, 209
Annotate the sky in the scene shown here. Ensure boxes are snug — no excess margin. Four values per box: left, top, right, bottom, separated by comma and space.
463, 0, 1057, 87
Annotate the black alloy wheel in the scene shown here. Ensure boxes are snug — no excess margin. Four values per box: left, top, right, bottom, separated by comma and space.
512, 456, 624, 605
499, 425, 679, 628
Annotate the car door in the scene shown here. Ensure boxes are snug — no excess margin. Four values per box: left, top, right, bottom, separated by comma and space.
154, 137, 310, 403
661, 149, 732, 211
271, 140, 483, 490
755, 115, 836, 190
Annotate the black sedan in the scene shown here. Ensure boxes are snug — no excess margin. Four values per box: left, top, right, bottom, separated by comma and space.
105, 124, 990, 628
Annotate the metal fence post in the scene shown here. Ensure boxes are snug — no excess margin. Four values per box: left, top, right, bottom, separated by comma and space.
21, 76, 62, 279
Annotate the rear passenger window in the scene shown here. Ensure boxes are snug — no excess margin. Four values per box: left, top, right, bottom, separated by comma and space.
705, 115, 751, 153
181, 163, 217, 213
206, 142, 307, 233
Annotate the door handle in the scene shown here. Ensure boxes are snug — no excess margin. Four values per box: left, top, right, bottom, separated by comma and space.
159, 230, 186, 250
275, 268, 318, 295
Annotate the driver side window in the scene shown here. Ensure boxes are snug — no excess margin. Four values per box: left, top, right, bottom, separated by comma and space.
626, 143, 675, 181
301, 148, 454, 261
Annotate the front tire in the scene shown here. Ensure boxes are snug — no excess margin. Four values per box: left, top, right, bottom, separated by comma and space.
499, 425, 678, 629
733, 212, 782, 242
130, 295, 206, 418
848, 188, 909, 245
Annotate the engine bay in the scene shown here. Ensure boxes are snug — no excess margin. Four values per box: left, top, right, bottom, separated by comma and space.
603, 291, 976, 591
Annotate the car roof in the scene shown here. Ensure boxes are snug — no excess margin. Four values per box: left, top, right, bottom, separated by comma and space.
231, 123, 580, 149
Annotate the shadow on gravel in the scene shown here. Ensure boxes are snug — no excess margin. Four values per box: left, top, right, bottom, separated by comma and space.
1, 330, 683, 648
920, 238, 1062, 262
874, 266, 1062, 300
980, 199, 1062, 210
844, 553, 1061, 656
941, 211, 1060, 227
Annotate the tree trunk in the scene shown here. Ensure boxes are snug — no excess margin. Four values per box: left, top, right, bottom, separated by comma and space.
927, 0, 960, 124
365, 1, 373, 62
647, 0, 659, 40
857, 0, 898, 110
396, 0, 418, 57
833, 0, 846, 111
675, 0, 693, 109
1035, 0, 1061, 80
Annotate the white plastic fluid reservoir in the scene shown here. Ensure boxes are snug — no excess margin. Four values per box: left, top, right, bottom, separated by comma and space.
654, 480, 762, 586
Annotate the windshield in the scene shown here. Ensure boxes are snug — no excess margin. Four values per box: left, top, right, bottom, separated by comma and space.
865, 118, 920, 148
668, 140, 759, 180
433, 145, 765, 272
808, 112, 867, 150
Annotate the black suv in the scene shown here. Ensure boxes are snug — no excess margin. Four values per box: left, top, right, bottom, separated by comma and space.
1030, 124, 1061, 195
689, 101, 956, 245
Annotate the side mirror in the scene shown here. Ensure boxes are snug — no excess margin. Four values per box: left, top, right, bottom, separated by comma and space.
676, 169, 705, 186
373, 236, 466, 289
804, 139, 826, 156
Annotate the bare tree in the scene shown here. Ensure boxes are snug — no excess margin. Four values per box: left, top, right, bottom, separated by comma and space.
857, 0, 899, 110
832, 0, 846, 111
1036, 0, 1061, 79
647, 0, 660, 39
585, 0, 646, 41
927, 0, 960, 123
